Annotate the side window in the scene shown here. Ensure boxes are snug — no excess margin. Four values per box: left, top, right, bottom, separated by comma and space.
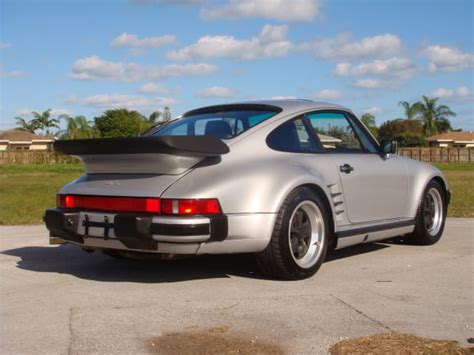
306, 112, 377, 153
164, 123, 188, 136
267, 118, 317, 153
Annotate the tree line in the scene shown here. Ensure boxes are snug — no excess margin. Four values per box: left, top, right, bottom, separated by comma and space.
360, 96, 457, 147
13, 96, 458, 147
14, 107, 172, 140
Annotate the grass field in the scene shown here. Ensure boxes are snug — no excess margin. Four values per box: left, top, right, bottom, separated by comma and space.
0, 163, 472, 225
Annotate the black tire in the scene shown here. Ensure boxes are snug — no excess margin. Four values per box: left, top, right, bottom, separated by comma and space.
409, 180, 447, 245
256, 187, 329, 280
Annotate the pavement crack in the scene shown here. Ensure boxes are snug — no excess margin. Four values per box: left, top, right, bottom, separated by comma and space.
67, 306, 77, 355
330, 294, 392, 331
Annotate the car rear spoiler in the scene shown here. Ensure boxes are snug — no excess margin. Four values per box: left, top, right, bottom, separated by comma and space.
54, 136, 230, 157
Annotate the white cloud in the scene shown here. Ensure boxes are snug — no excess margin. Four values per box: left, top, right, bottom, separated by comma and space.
363, 106, 382, 115
196, 86, 237, 98
271, 95, 297, 99
0, 42, 11, 49
138, 82, 170, 94
15, 108, 70, 116
50, 109, 71, 116
301, 33, 403, 61
201, 0, 322, 22
66, 94, 178, 109
422, 45, 474, 73
351, 79, 383, 89
167, 24, 292, 61
333, 57, 415, 79
428, 86, 474, 103
70, 56, 218, 82
0, 65, 26, 78
110, 33, 176, 55
312, 89, 343, 100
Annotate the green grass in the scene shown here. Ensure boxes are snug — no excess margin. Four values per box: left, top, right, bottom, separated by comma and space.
0, 164, 84, 225
433, 164, 474, 218
0, 162, 472, 225
433, 163, 474, 172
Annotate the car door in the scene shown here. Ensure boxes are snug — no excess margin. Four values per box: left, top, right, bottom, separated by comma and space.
305, 111, 408, 224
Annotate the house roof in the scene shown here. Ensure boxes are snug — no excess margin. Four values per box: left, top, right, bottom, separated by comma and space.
427, 131, 474, 143
0, 130, 53, 142
317, 134, 342, 143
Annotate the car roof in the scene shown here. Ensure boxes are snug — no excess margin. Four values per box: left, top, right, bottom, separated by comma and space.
183, 99, 352, 117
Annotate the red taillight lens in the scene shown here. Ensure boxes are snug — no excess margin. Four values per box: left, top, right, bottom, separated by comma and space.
161, 199, 222, 215
57, 194, 161, 213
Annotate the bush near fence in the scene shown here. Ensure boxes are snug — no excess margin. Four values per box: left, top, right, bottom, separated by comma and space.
0, 148, 472, 165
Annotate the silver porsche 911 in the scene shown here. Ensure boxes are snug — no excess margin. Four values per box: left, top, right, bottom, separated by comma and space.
45, 100, 450, 279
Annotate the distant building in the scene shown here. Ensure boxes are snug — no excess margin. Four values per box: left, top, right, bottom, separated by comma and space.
427, 131, 474, 148
0, 130, 54, 151
317, 134, 342, 148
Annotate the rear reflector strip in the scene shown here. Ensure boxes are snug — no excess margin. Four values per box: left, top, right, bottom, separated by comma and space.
57, 195, 222, 215
57, 194, 161, 213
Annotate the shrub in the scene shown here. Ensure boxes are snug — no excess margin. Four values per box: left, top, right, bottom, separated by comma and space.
94, 109, 151, 138
393, 132, 428, 147
379, 119, 424, 141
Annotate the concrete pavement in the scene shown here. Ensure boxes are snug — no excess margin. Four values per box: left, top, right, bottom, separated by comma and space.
0, 218, 473, 354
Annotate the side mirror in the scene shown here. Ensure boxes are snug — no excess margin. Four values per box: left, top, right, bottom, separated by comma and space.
380, 140, 397, 156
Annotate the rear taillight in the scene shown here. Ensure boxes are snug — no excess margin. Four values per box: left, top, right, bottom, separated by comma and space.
57, 195, 222, 215
57, 194, 161, 213
161, 199, 222, 215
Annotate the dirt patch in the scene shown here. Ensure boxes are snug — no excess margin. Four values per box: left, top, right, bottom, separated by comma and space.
146, 326, 284, 354
329, 332, 473, 354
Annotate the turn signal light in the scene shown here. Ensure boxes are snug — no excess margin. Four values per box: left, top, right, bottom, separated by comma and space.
161, 199, 222, 215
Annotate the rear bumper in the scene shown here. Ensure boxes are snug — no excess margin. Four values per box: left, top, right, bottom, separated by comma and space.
44, 208, 227, 251
44, 209, 275, 254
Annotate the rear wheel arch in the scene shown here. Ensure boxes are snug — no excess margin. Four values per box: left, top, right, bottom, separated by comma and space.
431, 176, 449, 202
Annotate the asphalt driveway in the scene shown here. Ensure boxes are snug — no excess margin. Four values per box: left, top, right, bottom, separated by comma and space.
0, 218, 473, 354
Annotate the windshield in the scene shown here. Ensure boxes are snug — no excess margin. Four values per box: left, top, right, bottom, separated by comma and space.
152, 109, 279, 139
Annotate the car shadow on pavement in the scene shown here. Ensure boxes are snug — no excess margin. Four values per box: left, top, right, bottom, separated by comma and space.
325, 243, 389, 262
2, 242, 390, 283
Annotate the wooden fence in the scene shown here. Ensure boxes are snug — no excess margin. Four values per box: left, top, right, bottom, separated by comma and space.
397, 147, 473, 163
0, 151, 78, 164
0, 148, 472, 165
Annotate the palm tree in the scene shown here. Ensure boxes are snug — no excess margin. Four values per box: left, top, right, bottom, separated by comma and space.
398, 101, 422, 120
416, 96, 456, 136
31, 109, 59, 135
58, 115, 99, 139
148, 111, 162, 124
14, 116, 39, 133
360, 113, 376, 128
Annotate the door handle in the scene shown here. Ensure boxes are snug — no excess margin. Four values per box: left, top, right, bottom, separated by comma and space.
340, 164, 354, 174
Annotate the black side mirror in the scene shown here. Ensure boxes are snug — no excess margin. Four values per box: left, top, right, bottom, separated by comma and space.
380, 140, 397, 156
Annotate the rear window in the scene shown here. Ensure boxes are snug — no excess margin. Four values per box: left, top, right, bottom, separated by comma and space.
152, 109, 279, 139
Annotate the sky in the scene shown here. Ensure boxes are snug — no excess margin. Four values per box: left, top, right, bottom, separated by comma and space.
0, 0, 473, 131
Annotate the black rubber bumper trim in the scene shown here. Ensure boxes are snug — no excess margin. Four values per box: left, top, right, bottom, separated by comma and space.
336, 219, 415, 238
44, 209, 84, 244
44, 209, 229, 248
113, 214, 157, 250
151, 223, 210, 236
209, 215, 228, 241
